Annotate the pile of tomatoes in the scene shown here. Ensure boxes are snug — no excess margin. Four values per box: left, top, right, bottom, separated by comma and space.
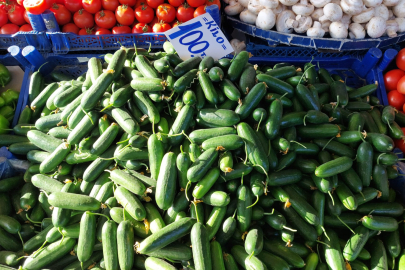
0, 0, 35, 35
8, 0, 218, 35
383, 48, 405, 152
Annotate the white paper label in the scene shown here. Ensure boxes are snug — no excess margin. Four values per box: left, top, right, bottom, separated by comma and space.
164, 13, 234, 61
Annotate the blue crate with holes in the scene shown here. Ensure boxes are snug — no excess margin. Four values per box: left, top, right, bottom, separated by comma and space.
0, 32, 52, 52
47, 32, 167, 54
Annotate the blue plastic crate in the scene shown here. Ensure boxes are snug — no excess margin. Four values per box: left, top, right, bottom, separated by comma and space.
227, 15, 405, 51
0, 53, 30, 128
0, 32, 52, 52
47, 32, 167, 54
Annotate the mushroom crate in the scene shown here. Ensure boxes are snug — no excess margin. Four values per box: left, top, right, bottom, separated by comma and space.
224, 0, 405, 39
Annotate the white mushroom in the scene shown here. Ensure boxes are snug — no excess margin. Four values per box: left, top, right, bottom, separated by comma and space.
311, 8, 324, 20
256, 8, 276, 29
363, 0, 383, 7
235, 41, 247, 53
272, 4, 286, 15
374, 5, 389, 20
349, 22, 366, 38
393, 0, 405, 17
310, 0, 330, 7
388, 9, 395, 20
319, 3, 343, 22
366, 16, 387, 37
223, 0, 230, 4
294, 15, 313, 32
240, 9, 258, 24
341, 14, 352, 28
225, 0, 245, 15
352, 8, 374, 23
248, 0, 265, 14
383, 0, 399, 6
395, 17, 405, 32
322, 20, 331, 31
279, 0, 299, 7
259, 0, 279, 9
239, 0, 250, 7
307, 21, 326, 36
329, 21, 348, 38
292, 0, 315, 15
340, 0, 364, 15
385, 19, 399, 37
276, 10, 299, 32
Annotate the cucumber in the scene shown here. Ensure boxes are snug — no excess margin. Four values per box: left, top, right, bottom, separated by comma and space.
31, 174, 64, 193
257, 74, 294, 98
257, 250, 290, 270
356, 202, 403, 217
0, 175, 24, 192
245, 226, 263, 257
370, 239, 388, 270
322, 228, 346, 270
136, 217, 196, 254
263, 238, 305, 268
219, 79, 241, 101
235, 82, 267, 120
168, 105, 194, 146
198, 70, 218, 104
361, 215, 398, 231
110, 169, 146, 196
114, 186, 146, 221
330, 80, 348, 106
28, 71, 44, 104
102, 220, 119, 270
191, 222, 212, 270
156, 152, 177, 210
22, 238, 76, 270
343, 226, 370, 261
372, 164, 389, 201
231, 245, 268, 270
110, 207, 150, 238
48, 192, 101, 211
197, 109, 239, 128
173, 57, 201, 77
111, 107, 140, 136
77, 211, 96, 263
237, 184, 252, 233
315, 156, 352, 178
30, 82, 59, 111
145, 257, 176, 270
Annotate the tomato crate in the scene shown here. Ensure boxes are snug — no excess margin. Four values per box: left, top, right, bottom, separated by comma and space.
47, 32, 167, 54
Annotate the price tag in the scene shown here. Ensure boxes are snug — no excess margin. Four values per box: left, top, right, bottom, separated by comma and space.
164, 13, 234, 61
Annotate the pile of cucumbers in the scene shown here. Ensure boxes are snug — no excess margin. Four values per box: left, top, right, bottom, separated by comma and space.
1, 42, 405, 270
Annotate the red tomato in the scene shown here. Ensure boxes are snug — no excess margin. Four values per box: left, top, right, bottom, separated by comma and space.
115, 4, 134, 25
0, 23, 19, 33
82, 0, 101, 13
132, 22, 150, 33
23, 10, 30, 24
78, 27, 94, 34
17, 0, 23, 4
176, 3, 193, 22
8, 5, 25, 25
135, 0, 146, 6
149, 14, 158, 24
73, 9, 94, 28
119, 0, 136, 5
396, 48, 405, 72
168, 0, 183, 7
54, 0, 64, 3
101, 0, 118, 10
62, 22, 79, 33
156, 4, 175, 23
205, 0, 220, 8
64, 0, 82, 12
171, 20, 180, 27
19, 23, 32, 31
388, 90, 405, 110
23, 0, 48, 15
398, 76, 405, 95
95, 27, 110, 34
134, 5, 153, 23
0, 9, 8, 27
146, 0, 163, 8
193, 5, 205, 17
50, 3, 71, 25
152, 21, 170, 32
187, 0, 204, 7
384, 69, 405, 92
95, 9, 115, 28
394, 138, 405, 153
0, 0, 16, 11
112, 24, 131, 33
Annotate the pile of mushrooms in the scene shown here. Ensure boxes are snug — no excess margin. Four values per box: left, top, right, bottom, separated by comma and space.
224, 0, 405, 38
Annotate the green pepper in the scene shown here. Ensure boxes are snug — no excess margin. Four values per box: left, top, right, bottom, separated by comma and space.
0, 64, 11, 87
1, 89, 19, 105
0, 105, 14, 122
0, 114, 10, 134
0, 97, 4, 107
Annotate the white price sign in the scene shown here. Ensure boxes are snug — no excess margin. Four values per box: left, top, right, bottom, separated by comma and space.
164, 13, 234, 61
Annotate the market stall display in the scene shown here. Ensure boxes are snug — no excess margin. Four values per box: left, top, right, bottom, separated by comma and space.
0, 43, 404, 270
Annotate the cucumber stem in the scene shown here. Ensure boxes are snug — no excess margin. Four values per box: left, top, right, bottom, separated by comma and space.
116, 138, 130, 144
88, 212, 110, 221
256, 113, 264, 131
100, 104, 113, 112
185, 181, 191, 201
282, 226, 297, 232
263, 208, 275, 215
192, 201, 200, 223
17, 231, 24, 246
246, 195, 259, 209
25, 214, 41, 224
315, 240, 330, 248
248, 251, 255, 260
320, 226, 330, 241
336, 215, 355, 234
